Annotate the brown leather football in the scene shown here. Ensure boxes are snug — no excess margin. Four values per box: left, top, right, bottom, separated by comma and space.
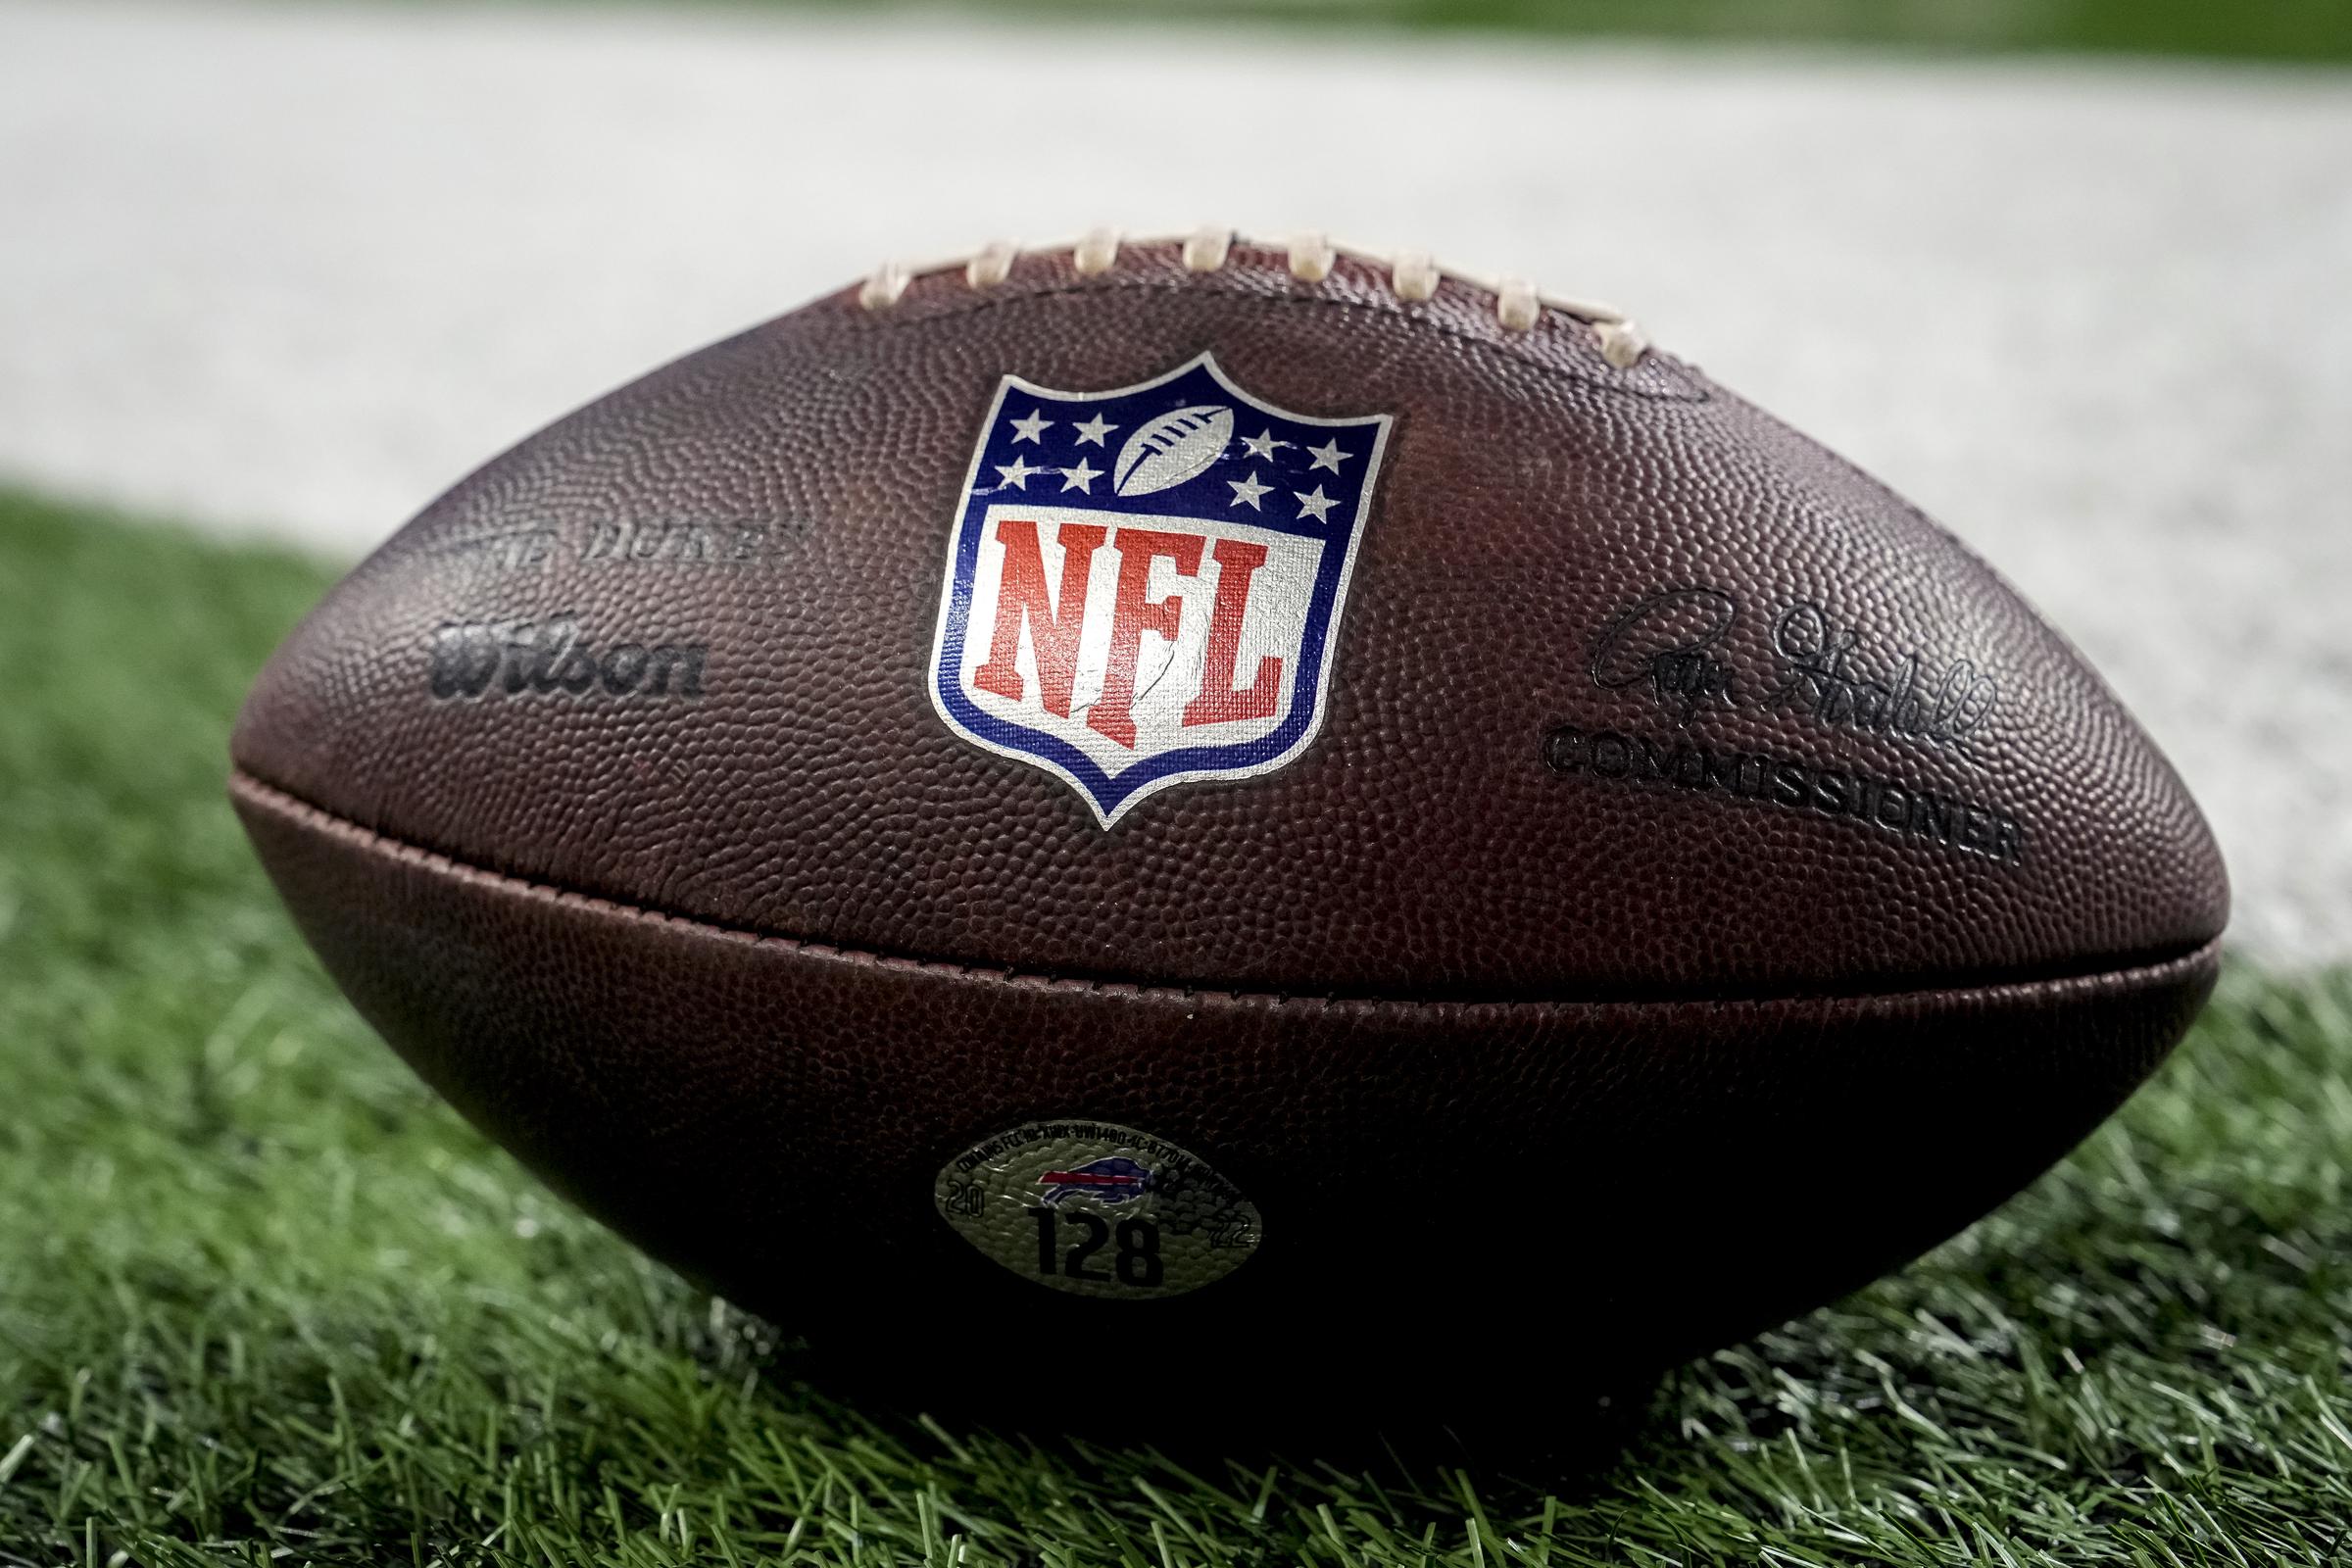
230, 230, 2226, 1391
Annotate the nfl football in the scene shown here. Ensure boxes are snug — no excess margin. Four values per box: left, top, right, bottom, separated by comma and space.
231, 229, 2227, 1392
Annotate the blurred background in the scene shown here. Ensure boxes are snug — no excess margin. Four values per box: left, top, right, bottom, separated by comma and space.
2, 3, 2349, 1560
2, 0, 2345, 964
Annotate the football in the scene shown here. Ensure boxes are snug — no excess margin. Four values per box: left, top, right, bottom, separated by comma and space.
1113, 404, 1235, 496
230, 229, 2227, 1394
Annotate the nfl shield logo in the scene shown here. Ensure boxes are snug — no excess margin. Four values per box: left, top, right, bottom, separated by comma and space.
927, 354, 1393, 826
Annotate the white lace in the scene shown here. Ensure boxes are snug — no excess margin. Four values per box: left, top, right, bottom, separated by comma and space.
858, 228, 1650, 368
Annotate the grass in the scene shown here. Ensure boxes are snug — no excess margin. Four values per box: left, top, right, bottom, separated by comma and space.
2, 480, 2350, 1563
733, 0, 2352, 65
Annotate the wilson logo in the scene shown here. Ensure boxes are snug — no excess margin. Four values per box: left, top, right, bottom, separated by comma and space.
428, 615, 707, 700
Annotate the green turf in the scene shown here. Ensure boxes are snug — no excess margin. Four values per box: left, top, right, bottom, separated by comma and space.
3, 481, 2350, 1564
711, 0, 2352, 65
1385, 0, 2352, 60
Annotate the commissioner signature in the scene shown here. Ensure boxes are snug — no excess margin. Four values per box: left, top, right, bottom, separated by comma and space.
1589, 588, 2000, 759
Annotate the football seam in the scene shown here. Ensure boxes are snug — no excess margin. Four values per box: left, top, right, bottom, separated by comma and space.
230, 768, 2222, 1014
811, 265, 1713, 408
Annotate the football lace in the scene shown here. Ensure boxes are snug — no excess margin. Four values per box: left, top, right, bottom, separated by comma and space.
857, 227, 1651, 369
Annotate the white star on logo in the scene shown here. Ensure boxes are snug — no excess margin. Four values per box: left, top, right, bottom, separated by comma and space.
1306, 438, 1350, 473
995, 456, 1042, 489
1294, 485, 1339, 522
1071, 414, 1117, 447
1228, 471, 1272, 511
1241, 428, 1287, 462
1008, 411, 1052, 444
1059, 459, 1102, 493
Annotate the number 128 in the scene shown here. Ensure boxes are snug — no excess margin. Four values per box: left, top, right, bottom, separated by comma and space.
1027, 1206, 1163, 1287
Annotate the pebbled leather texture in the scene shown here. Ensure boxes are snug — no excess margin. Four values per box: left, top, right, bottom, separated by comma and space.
231, 238, 2229, 1382
232, 772, 2217, 1387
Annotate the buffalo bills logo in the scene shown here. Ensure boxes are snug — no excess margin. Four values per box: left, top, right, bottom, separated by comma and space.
928, 354, 1392, 825
1035, 1155, 1155, 1207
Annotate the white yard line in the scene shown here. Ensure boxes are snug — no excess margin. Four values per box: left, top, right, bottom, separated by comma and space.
1, 0, 2345, 963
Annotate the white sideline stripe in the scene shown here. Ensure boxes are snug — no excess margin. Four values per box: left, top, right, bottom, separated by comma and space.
0, 0, 2344, 963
